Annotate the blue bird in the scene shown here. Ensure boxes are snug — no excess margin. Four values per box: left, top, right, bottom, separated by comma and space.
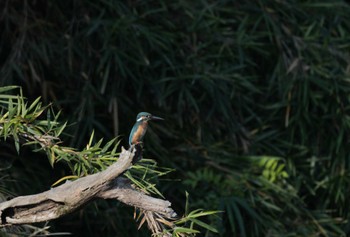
129, 112, 164, 147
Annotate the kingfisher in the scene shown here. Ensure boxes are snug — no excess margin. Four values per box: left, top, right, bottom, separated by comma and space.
129, 112, 164, 147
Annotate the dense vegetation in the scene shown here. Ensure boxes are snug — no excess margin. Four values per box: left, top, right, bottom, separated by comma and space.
1, 0, 350, 236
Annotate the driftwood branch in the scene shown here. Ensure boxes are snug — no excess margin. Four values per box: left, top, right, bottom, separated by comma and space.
0, 147, 177, 228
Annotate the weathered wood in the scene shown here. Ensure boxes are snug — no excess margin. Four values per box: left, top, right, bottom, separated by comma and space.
0, 147, 176, 227
98, 177, 177, 218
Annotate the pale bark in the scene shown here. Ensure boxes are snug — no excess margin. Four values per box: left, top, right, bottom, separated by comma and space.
0, 147, 176, 227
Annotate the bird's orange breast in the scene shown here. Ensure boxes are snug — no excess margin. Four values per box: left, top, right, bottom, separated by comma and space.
131, 122, 148, 144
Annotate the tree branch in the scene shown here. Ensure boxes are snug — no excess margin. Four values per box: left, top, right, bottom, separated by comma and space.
98, 177, 176, 218
0, 147, 177, 227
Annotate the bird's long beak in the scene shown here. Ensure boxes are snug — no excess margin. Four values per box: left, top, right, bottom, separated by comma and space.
151, 115, 164, 121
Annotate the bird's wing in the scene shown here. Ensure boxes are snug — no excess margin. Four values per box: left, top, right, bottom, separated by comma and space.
129, 123, 138, 145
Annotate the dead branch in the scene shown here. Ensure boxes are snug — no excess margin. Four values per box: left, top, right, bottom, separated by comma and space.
0, 147, 177, 228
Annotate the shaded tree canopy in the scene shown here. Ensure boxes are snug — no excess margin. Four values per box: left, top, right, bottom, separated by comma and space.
1, 0, 350, 236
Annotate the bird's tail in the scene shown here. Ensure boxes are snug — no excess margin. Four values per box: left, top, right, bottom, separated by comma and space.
131, 143, 143, 164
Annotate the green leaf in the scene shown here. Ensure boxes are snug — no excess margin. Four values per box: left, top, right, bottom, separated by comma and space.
173, 227, 200, 234
48, 149, 56, 167
190, 218, 218, 233
185, 191, 189, 216
0, 85, 19, 93
55, 121, 67, 136
13, 132, 20, 154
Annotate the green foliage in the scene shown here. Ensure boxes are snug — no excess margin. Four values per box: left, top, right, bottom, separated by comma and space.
124, 160, 173, 198
0, 87, 218, 236
133, 191, 220, 237
173, 209, 220, 237
0, 86, 62, 156
1, 0, 350, 236
258, 156, 289, 183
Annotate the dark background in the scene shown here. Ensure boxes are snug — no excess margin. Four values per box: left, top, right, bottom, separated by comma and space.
1, 0, 350, 236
